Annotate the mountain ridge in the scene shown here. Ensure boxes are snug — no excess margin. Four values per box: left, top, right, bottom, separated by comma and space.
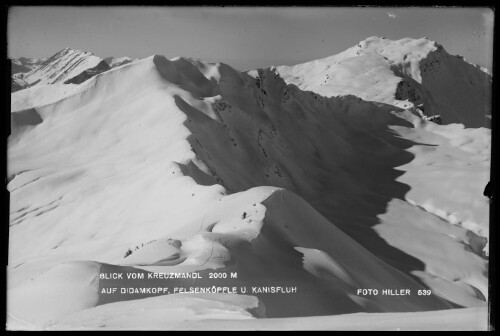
8, 37, 491, 328
275, 36, 491, 128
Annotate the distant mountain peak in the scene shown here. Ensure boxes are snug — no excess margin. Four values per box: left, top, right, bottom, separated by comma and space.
275, 36, 491, 128
20, 48, 110, 87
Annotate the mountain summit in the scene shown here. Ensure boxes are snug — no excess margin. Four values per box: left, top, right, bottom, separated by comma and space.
276, 37, 491, 128
11, 48, 111, 91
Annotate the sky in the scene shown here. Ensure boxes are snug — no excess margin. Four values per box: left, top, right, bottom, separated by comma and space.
7, 6, 495, 71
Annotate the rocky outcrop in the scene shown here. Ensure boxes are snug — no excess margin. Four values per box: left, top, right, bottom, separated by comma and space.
11, 74, 30, 92
63, 60, 111, 84
104, 56, 135, 69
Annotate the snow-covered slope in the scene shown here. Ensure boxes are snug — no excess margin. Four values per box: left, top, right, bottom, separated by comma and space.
276, 37, 492, 128
45, 305, 487, 330
8, 39, 490, 330
11, 84, 81, 111
21, 48, 111, 86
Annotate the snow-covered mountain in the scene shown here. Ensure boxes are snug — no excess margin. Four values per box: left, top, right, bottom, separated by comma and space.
10, 49, 136, 92
17, 48, 111, 88
8, 37, 491, 330
276, 37, 492, 128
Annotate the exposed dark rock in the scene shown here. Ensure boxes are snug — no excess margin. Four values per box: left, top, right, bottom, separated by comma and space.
63, 60, 111, 84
